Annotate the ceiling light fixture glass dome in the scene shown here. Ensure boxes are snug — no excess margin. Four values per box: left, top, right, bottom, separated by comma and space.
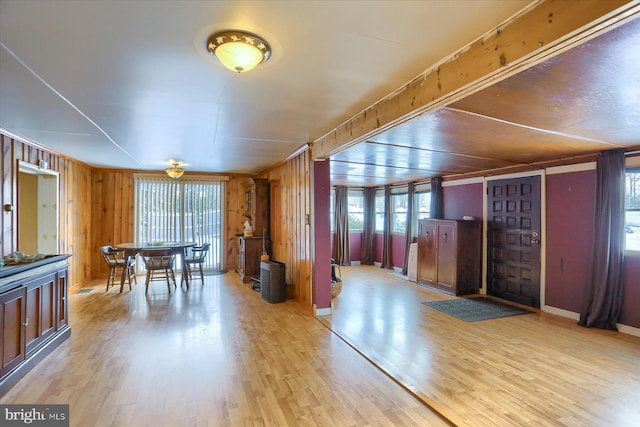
207, 30, 271, 73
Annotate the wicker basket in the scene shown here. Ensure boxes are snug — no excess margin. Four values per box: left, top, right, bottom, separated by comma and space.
331, 264, 342, 298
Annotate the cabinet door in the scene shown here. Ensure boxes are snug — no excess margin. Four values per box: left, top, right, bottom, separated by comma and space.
417, 220, 436, 286
1, 287, 26, 378
25, 273, 57, 356
435, 221, 457, 292
56, 269, 69, 330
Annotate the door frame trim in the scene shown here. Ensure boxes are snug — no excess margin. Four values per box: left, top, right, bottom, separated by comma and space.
482, 171, 546, 309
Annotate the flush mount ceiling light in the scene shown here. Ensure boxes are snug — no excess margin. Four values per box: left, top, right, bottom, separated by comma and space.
207, 30, 271, 73
165, 162, 185, 179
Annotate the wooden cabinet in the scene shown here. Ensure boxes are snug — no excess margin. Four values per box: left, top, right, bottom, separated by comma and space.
244, 178, 270, 236
417, 219, 481, 295
0, 286, 26, 379
237, 237, 265, 283
0, 255, 71, 396
56, 268, 68, 330
238, 178, 270, 283
25, 272, 57, 357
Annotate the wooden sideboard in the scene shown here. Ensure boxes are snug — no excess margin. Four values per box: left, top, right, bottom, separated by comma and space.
417, 219, 481, 295
0, 254, 71, 396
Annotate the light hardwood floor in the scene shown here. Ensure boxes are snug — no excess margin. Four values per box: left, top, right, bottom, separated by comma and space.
0, 271, 449, 427
320, 265, 640, 427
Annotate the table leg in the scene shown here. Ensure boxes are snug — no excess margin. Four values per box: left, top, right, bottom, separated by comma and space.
120, 249, 137, 292
120, 263, 127, 292
176, 248, 189, 289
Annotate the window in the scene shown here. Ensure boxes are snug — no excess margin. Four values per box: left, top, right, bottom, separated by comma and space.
375, 190, 385, 232
330, 188, 335, 232
135, 176, 225, 270
391, 193, 408, 234
625, 167, 640, 251
347, 189, 364, 231
415, 190, 431, 226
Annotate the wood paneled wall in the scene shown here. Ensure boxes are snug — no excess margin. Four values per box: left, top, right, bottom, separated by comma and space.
225, 175, 245, 273
1, 132, 93, 290
266, 150, 312, 307
90, 170, 136, 279
91, 171, 248, 277
2, 129, 311, 297
2, 131, 250, 288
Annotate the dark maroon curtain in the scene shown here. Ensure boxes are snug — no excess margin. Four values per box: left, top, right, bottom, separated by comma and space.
381, 185, 393, 269
361, 187, 376, 265
579, 149, 626, 330
332, 186, 351, 266
430, 176, 444, 219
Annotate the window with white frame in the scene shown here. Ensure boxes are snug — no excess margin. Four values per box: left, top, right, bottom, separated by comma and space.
347, 189, 364, 231
415, 187, 431, 232
391, 193, 408, 234
625, 166, 640, 251
375, 189, 385, 232
135, 175, 225, 270
330, 188, 335, 232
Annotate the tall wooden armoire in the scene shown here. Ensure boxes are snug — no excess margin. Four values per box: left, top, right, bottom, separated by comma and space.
417, 219, 481, 295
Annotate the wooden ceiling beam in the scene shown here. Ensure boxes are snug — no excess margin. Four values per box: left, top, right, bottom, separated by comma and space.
311, 0, 640, 160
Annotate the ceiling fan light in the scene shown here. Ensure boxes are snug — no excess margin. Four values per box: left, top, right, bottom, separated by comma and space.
207, 30, 271, 73
165, 163, 184, 179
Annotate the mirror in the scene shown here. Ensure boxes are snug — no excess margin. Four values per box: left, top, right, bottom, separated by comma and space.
18, 160, 59, 254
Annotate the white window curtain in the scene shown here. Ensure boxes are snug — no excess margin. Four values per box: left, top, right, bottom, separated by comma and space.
134, 175, 225, 271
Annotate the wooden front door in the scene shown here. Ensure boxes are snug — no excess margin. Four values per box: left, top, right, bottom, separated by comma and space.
487, 176, 541, 308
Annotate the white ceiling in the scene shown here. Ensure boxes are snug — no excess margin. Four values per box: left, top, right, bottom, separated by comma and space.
0, 0, 533, 176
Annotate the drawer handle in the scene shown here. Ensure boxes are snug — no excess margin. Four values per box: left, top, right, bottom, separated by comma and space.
22, 317, 29, 327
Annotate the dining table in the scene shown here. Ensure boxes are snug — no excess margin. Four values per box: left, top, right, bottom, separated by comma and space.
112, 241, 197, 290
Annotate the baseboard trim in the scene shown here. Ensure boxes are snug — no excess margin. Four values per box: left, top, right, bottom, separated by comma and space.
314, 303, 333, 317
543, 305, 640, 337
542, 305, 579, 320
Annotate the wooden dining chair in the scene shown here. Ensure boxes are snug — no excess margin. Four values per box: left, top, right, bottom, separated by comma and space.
100, 245, 137, 292
140, 249, 177, 294
183, 243, 210, 284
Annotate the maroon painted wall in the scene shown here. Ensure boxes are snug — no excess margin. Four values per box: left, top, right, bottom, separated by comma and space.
312, 160, 331, 309
349, 232, 361, 262
375, 233, 383, 264
369, 233, 405, 269
545, 169, 640, 329
545, 170, 596, 313
621, 256, 640, 327
443, 182, 484, 220
338, 173, 640, 330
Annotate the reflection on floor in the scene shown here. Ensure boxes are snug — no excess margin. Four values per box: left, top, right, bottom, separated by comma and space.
0, 271, 449, 426
319, 264, 640, 426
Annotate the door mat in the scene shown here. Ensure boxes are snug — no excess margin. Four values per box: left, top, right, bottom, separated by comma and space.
421, 297, 532, 322
75, 288, 93, 294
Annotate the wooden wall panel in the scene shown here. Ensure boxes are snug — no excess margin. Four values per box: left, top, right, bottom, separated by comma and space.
266, 150, 312, 307
1, 131, 263, 288
226, 176, 242, 272
91, 171, 246, 277
90, 170, 136, 279
0, 132, 93, 291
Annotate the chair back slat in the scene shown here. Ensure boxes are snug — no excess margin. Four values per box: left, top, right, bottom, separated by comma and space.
141, 249, 175, 270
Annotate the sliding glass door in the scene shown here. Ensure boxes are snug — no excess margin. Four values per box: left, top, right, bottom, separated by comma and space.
134, 176, 225, 271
